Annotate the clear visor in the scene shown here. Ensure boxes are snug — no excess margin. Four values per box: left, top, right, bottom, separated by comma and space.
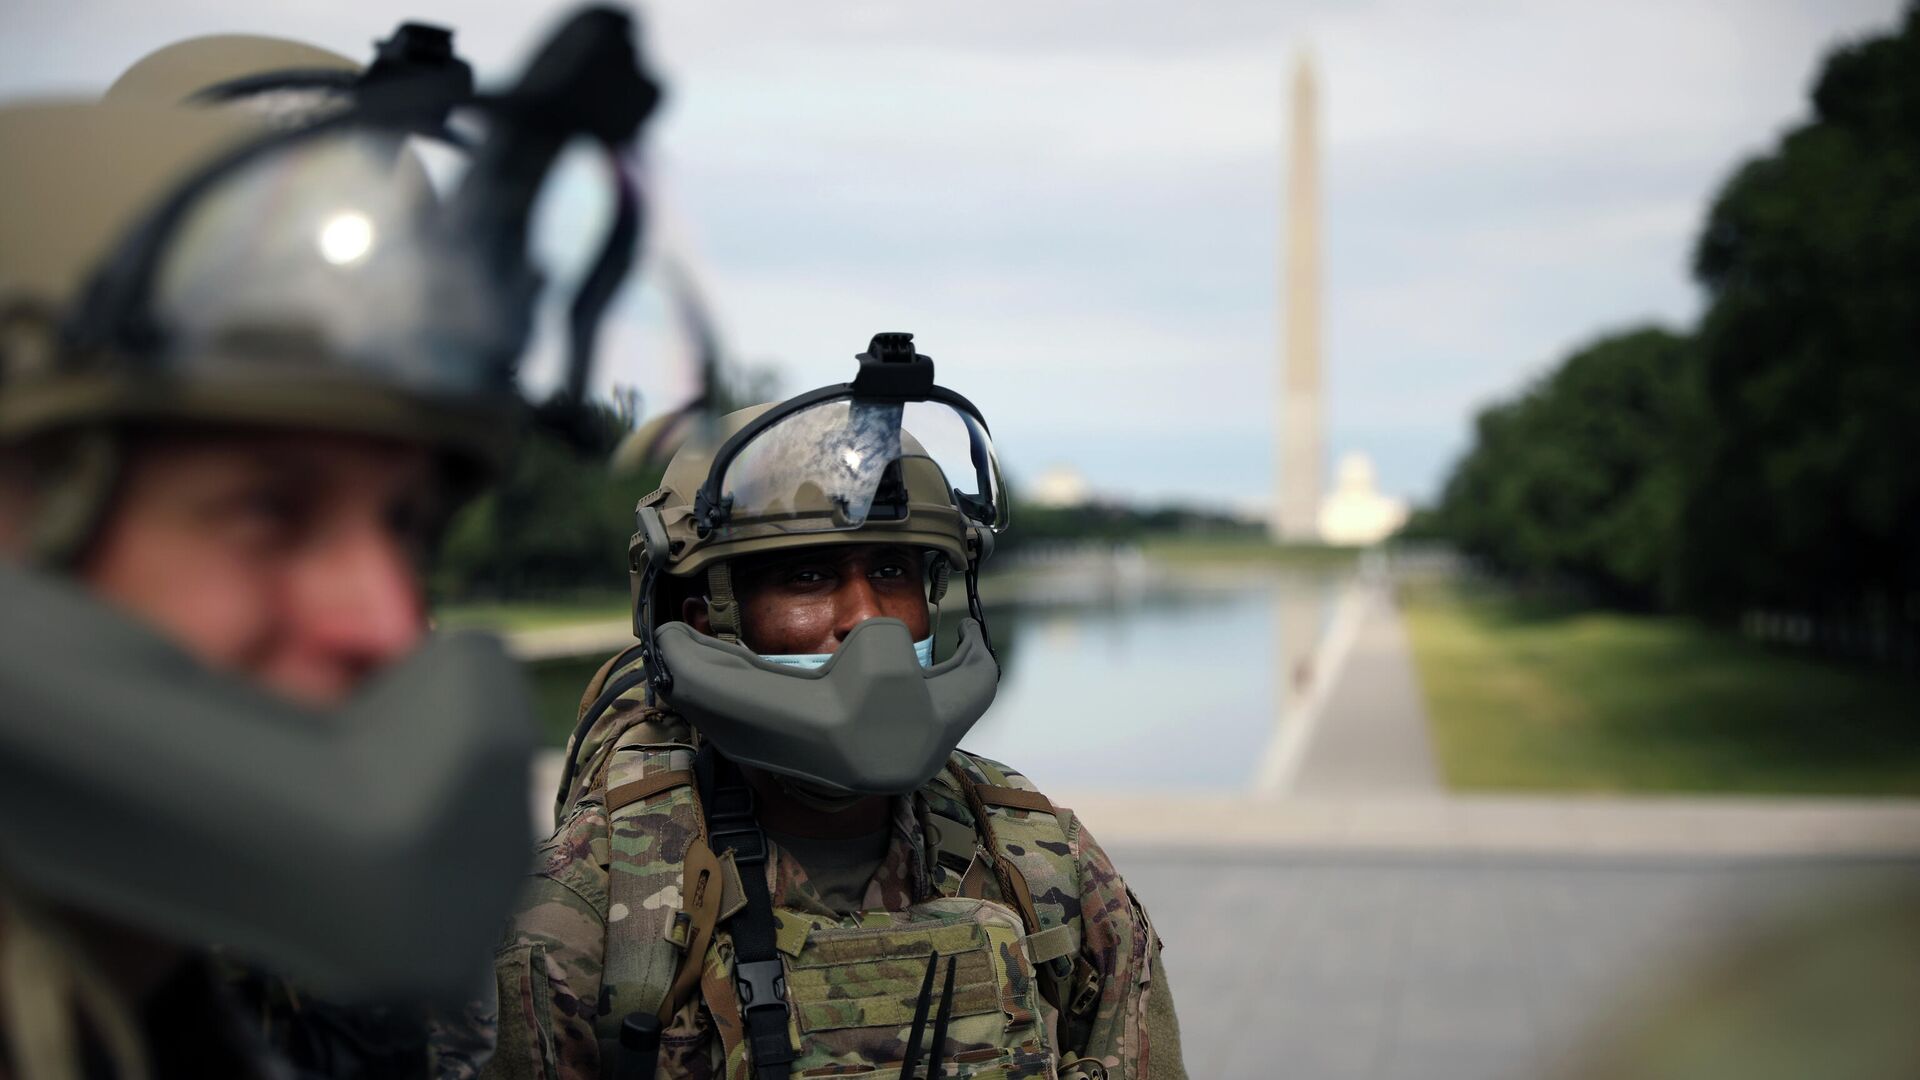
717, 397, 1006, 535
149, 119, 637, 406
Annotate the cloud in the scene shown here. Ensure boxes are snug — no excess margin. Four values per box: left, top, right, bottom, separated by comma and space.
2, 0, 1907, 507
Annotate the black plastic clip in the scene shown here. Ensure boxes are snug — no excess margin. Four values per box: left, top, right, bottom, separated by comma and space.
734, 958, 788, 1012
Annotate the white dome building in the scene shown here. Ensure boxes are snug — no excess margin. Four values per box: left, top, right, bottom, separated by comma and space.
1028, 464, 1094, 509
1317, 452, 1407, 546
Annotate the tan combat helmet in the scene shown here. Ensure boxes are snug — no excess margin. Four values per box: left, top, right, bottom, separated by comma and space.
633, 401, 976, 642
105, 34, 361, 107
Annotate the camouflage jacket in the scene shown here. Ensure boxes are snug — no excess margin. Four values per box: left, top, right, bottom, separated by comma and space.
481, 696, 1174, 1080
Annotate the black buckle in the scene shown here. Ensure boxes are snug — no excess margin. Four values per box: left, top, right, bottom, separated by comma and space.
707, 824, 768, 865
734, 958, 787, 1011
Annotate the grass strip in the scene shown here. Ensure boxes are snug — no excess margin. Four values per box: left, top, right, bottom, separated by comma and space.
1402, 581, 1920, 795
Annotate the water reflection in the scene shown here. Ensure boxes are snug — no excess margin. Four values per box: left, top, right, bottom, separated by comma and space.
960, 566, 1349, 795
523, 562, 1355, 797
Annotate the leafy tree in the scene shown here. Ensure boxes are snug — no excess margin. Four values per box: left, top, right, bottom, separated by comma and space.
1440, 328, 1694, 607
434, 402, 646, 600
1679, 3, 1920, 634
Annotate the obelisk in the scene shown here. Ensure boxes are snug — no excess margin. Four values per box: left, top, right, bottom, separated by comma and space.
1271, 53, 1324, 543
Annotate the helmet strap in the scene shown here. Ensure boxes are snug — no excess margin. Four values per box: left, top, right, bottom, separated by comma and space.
705, 562, 741, 644
926, 554, 952, 657
25, 427, 121, 571
927, 554, 952, 604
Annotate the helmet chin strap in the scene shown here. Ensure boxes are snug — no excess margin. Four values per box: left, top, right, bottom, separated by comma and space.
25, 426, 121, 570
705, 561, 741, 643
926, 553, 952, 659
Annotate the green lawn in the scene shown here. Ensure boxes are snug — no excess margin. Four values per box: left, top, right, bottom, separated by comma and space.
434, 595, 630, 632
1402, 582, 1920, 795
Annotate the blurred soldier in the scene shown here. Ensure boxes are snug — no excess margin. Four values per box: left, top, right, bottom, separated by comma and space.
0, 8, 658, 1079
486, 334, 1187, 1080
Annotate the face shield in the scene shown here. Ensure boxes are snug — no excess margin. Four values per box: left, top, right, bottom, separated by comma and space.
709, 397, 1006, 539
150, 131, 517, 398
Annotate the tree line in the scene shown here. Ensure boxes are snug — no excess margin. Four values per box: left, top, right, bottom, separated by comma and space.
1426, 5, 1920, 664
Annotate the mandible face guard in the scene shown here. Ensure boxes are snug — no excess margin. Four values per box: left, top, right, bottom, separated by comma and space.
0, 563, 533, 1005
655, 617, 999, 795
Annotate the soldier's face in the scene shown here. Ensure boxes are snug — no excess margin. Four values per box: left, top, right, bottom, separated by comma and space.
687, 543, 931, 656
81, 429, 440, 707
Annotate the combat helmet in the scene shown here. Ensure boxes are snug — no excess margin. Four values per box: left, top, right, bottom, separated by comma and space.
625, 332, 1007, 796
0, 18, 652, 561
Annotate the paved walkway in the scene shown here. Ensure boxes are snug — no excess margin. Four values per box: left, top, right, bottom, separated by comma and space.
1279, 584, 1442, 797
505, 620, 632, 662
1118, 846, 1920, 1080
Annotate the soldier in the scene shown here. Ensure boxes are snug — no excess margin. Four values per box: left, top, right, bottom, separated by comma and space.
486, 334, 1187, 1080
0, 9, 657, 1078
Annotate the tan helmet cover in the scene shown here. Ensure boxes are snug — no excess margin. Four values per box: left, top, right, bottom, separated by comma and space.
636, 402, 972, 587
105, 34, 360, 106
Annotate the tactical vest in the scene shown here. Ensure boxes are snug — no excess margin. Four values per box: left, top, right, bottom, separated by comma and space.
587, 720, 1106, 1080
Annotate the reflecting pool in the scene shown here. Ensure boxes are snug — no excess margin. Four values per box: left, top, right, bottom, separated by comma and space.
961, 566, 1350, 794
523, 560, 1355, 795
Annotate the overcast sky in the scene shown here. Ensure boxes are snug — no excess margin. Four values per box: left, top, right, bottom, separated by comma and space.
2, 0, 1905, 509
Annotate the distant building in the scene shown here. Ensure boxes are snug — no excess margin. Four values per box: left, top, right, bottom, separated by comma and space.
1028, 464, 1094, 508
1317, 452, 1408, 546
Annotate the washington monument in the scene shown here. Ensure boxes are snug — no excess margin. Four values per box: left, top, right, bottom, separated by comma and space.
1272, 53, 1323, 542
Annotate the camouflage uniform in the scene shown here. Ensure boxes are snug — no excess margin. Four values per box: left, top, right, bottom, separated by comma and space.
483, 680, 1180, 1080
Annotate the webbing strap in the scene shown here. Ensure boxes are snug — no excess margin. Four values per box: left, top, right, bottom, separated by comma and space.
928, 555, 951, 603
1023, 924, 1076, 966
705, 563, 741, 643
943, 764, 1045, 935
974, 785, 1054, 814
607, 769, 694, 812
662, 837, 726, 1022
943, 761, 1075, 1018
695, 746, 795, 1080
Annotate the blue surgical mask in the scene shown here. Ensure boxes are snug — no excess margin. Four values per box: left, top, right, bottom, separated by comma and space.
760, 635, 935, 670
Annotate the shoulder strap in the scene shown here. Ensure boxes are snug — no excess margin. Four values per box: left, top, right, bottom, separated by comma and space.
694, 746, 797, 1080
942, 761, 1048, 936
939, 754, 1093, 1023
